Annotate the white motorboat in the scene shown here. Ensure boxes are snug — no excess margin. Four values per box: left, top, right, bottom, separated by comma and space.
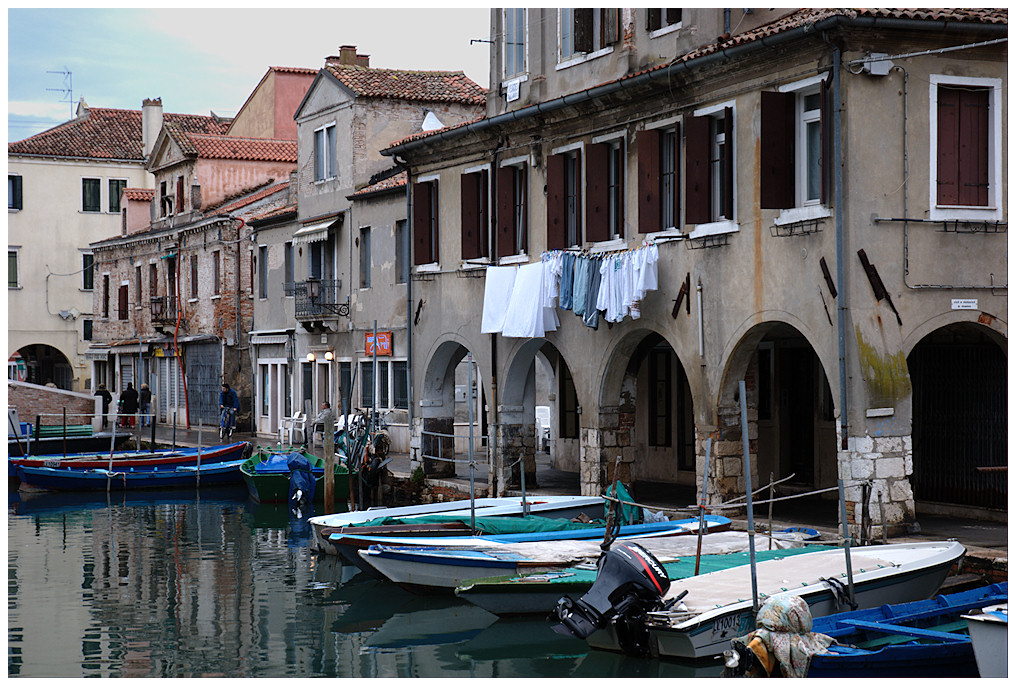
964, 602, 1007, 677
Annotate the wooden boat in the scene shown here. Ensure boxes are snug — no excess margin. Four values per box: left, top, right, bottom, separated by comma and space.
805, 582, 1007, 677
963, 602, 1008, 677
16, 458, 247, 491
586, 540, 966, 661
309, 495, 606, 555
358, 530, 796, 595
456, 544, 828, 616
10, 440, 250, 478
239, 446, 354, 503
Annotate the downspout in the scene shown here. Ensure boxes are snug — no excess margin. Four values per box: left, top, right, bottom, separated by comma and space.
403, 171, 414, 455
825, 34, 849, 451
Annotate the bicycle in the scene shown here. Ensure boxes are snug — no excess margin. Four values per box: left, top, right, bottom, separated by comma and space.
219, 406, 236, 441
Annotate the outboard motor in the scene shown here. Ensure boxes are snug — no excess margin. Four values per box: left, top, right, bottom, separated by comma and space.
551, 541, 671, 656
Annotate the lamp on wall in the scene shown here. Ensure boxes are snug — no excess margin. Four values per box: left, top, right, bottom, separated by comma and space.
306, 352, 316, 362
324, 351, 334, 361
306, 276, 349, 317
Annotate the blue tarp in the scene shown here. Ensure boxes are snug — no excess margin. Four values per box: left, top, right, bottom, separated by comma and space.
287, 453, 316, 506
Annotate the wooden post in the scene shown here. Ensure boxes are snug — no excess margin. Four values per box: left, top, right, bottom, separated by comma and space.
324, 414, 335, 513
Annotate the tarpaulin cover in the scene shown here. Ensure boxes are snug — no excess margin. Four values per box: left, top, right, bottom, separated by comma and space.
349, 514, 604, 535
605, 481, 643, 526
287, 453, 317, 505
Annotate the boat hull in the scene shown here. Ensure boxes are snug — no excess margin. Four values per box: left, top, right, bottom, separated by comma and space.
16, 459, 246, 491
965, 603, 1008, 678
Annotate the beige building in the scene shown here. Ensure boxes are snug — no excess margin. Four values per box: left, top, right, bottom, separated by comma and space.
8, 98, 229, 391
384, 9, 1007, 533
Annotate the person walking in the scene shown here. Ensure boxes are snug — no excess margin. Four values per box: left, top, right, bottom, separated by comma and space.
120, 383, 139, 428
95, 384, 112, 429
139, 383, 152, 427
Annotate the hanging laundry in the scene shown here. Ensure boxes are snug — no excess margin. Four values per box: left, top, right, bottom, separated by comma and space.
503, 262, 553, 338
583, 257, 601, 329
481, 265, 518, 334
559, 252, 576, 311
572, 255, 589, 317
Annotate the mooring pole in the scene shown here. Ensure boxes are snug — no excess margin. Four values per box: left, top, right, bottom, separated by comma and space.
467, 352, 476, 534
324, 413, 335, 514
839, 478, 856, 607
694, 437, 712, 575
739, 380, 759, 614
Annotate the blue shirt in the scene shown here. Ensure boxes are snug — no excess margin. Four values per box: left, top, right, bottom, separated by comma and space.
219, 389, 239, 409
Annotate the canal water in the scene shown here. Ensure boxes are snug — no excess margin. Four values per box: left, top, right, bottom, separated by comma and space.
8, 487, 723, 678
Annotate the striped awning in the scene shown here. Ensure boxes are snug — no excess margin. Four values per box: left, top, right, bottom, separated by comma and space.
251, 334, 288, 345
293, 218, 338, 245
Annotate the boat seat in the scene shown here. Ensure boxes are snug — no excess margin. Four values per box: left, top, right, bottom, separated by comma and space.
279, 412, 306, 446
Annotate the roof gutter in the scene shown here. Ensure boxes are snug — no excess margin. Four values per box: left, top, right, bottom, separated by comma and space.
383, 15, 1006, 158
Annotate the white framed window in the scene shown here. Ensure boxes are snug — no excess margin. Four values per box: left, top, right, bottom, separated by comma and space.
8, 247, 20, 289
647, 8, 682, 37
82, 177, 101, 213
504, 8, 527, 78
929, 74, 1002, 221
359, 227, 371, 288
687, 101, 735, 231
559, 8, 619, 66
497, 157, 529, 260
108, 178, 127, 213
314, 123, 336, 182
82, 252, 94, 291
8, 174, 22, 210
359, 358, 407, 410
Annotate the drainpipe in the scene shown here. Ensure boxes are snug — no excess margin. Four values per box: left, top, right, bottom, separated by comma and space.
825, 34, 849, 451
403, 173, 414, 454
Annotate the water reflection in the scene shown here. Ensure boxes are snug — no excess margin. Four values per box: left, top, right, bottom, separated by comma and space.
8, 489, 721, 678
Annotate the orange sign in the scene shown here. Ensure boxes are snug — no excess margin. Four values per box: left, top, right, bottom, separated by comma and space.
365, 331, 392, 356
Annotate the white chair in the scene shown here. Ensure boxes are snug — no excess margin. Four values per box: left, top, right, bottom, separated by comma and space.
279, 411, 306, 446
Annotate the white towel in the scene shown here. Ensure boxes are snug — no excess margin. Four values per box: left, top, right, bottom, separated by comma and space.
502, 262, 546, 338
480, 266, 517, 334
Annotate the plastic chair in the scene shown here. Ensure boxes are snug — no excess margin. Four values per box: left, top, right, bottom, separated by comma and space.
279, 411, 306, 446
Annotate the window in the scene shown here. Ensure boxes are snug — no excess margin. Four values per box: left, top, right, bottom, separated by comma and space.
135, 265, 142, 305
102, 274, 110, 318
339, 361, 351, 411
118, 283, 129, 320
149, 263, 159, 298
82, 178, 101, 213
760, 79, 830, 210
213, 250, 221, 295
8, 175, 22, 210
394, 221, 408, 283
638, 124, 681, 232
931, 76, 1001, 218
360, 360, 375, 407
585, 138, 625, 241
8, 249, 19, 288
648, 347, 673, 447
504, 8, 526, 77
108, 179, 127, 213
314, 124, 336, 181
283, 242, 293, 288
496, 161, 528, 257
547, 148, 582, 249
378, 361, 389, 408
647, 8, 682, 32
260, 366, 269, 416
258, 245, 268, 298
359, 227, 371, 288
561, 8, 619, 60
190, 255, 199, 298
83, 318, 93, 341
412, 180, 439, 265
249, 250, 254, 294
392, 360, 408, 409
159, 181, 173, 217
82, 253, 94, 290
686, 107, 734, 225
460, 170, 490, 260
176, 176, 185, 213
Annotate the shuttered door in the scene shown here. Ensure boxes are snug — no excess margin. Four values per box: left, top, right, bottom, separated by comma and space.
496, 166, 516, 258
585, 143, 610, 243
412, 181, 434, 265
185, 342, 221, 427
460, 171, 486, 260
684, 116, 711, 225
546, 153, 567, 250
909, 339, 1007, 509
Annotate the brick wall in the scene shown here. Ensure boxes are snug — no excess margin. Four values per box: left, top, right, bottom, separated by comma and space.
9, 380, 100, 429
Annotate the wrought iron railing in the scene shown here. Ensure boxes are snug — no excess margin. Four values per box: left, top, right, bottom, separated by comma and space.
293, 279, 345, 318
150, 295, 177, 322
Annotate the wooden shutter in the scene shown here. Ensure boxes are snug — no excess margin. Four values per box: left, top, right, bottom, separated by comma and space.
461, 173, 481, 260
959, 88, 989, 206
820, 77, 831, 205
722, 107, 734, 220
496, 166, 516, 258
637, 129, 661, 233
574, 9, 593, 53
647, 8, 661, 31
684, 116, 710, 225
760, 91, 795, 209
602, 9, 620, 45
585, 143, 610, 242
176, 177, 185, 211
412, 181, 433, 265
11, 175, 22, 210
546, 153, 567, 250
118, 284, 128, 320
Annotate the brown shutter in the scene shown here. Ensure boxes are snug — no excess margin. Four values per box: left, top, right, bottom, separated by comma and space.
685, 116, 710, 225
760, 91, 795, 210
637, 129, 661, 233
412, 181, 432, 265
574, 9, 593, 53
647, 8, 661, 31
671, 122, 681, 225
820, 76, 830, 205
959, 88, 989, 207
546, 153, 566, 250
460, 173, 481, 260
723, 107, 734, 220
602, 9, 619, 45
936, 87, 960, 206
585, 143, 610, 242
118, 284, 128, 320
176, 177, 185, 211
496, 166, 515, 258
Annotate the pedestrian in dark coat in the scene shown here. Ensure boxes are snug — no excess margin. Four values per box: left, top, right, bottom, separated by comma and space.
139, 383, 152, 426
120, 383, 139, 428
95, 384, 112, 428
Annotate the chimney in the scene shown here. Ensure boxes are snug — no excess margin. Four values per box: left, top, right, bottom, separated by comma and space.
355, 53, 370, 68
339, 45, 357, 65
142, 98, 163, 158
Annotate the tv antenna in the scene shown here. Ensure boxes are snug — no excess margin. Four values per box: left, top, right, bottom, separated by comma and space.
46, 68, 73, 118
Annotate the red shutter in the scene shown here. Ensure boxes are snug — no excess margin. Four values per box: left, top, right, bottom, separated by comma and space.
176, 177, 185, 211
684, 116, 710, 225
460, 173, 481, 260
496, 166, 515, 258
574, 9, 593, 53
760, 91, 795, 209
958, 88, 989, 207
546, 154, 567, 250
722, 107, 734, 220
412, 181, 433, 265
637, 129, 661, 233
936, 87, 960, 206
585, 143, 610, 242
118, 285, 128, 320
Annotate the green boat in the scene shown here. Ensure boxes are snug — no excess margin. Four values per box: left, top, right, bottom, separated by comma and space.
240, 446, 355, 504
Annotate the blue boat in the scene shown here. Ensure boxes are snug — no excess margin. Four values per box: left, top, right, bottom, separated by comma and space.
16, 458, 247, 491
806, 582, 1008, 678
10, 441, 251, 480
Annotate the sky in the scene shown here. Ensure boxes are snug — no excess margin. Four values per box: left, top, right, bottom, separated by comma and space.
7, 8, 492, 143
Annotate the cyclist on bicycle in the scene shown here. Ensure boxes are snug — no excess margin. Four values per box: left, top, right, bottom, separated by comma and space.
219, 383, 239, 438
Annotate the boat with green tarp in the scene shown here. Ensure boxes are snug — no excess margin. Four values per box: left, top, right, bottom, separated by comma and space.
240, 446, 355, 504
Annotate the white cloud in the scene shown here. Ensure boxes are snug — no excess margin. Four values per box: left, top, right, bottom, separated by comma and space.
8, 101, 75, 119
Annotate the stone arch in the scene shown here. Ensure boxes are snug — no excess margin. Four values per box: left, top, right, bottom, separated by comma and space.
11, 344, 74, 390
903, 309, 1007, 357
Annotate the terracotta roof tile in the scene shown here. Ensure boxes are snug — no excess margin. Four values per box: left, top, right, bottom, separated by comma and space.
8, 107, 230, 160
184, 133, 297, 162
123, 188, 155, 201
249, 202, 298, 223
212, 181, 290, 214
325, 64, 486, 105
349, 171, 407, 199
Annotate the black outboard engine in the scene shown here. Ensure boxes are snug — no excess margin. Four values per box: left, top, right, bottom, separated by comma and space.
551, 542, 671, 656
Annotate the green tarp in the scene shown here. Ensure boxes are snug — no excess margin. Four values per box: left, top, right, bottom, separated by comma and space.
605, 481, 643, 526
350, 513, 606, 535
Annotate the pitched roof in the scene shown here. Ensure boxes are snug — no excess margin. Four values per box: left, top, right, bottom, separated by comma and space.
211, 180, 290, 214
348, 171, 407, 200
8, 107, 230, 160
184, 133, 297, 162
324, 63, 486, 105
123, 188, 155, 201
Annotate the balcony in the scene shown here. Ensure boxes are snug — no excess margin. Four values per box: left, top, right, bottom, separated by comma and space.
292, 279, 348, 319
150, 295, 177, 322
